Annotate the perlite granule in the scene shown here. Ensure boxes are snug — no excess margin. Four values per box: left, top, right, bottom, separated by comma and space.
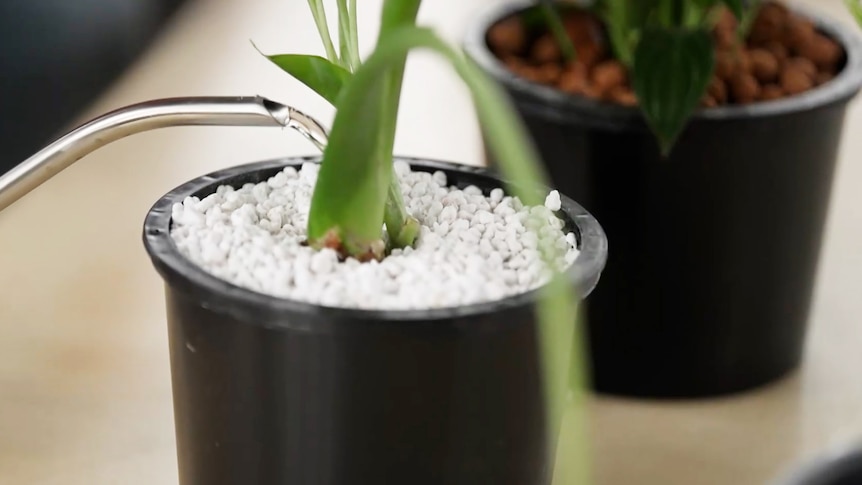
169, 161, 579, 310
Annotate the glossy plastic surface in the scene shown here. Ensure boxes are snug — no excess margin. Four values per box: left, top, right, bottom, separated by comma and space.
464, 2, 862, 397
143, 157, 607, 485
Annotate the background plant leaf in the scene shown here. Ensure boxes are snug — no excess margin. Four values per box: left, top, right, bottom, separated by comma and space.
261, 52, 352, 105
538, 0, 577, 61
308, 24, 588, 483
632, 28, 714, 155
847, 0, 862, 27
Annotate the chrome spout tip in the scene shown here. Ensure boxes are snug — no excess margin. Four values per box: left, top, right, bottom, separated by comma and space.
260, 98, 329, 152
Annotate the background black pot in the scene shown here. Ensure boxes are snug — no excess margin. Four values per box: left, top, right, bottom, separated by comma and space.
143, 157, 607, 485
464, 1, 862, 398
771, 444, 862, 485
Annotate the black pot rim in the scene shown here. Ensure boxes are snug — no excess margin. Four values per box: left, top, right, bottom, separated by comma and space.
463, 0, 862, 128
143, 156, 608, 328
770, 442, 862, 485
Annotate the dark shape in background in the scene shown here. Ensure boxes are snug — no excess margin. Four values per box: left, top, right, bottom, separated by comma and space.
0, 0, 188, 175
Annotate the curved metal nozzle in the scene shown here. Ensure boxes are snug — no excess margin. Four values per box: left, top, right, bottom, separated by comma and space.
0, 96, 329, 212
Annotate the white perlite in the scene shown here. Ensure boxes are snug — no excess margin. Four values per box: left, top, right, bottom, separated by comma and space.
169, 161, 580, 310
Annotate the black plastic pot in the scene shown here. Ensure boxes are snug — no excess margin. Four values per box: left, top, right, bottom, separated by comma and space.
143, 156, 607, 485
772, 444, 862, 485
464, 1, 862, 397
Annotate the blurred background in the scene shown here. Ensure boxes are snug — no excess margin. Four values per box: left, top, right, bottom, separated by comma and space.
0, 0, 188, 175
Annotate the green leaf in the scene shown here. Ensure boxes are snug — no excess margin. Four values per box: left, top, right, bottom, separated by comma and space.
258, 50, 351, 105
538, 0, 577, 62
847, 0, 862, 27
601, 0, 659, 66
632, 28, 715, 155
307, 25, 588, 483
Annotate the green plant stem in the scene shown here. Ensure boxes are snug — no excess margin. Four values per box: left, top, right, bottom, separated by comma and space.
336, 0, 359, 71
376, 0, 423, 249
349, 0, 360, 66
307, 0, 340, 65
386, 181, 420, 247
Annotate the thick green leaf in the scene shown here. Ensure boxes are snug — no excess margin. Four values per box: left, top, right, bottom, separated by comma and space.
306, 73, 390, 256
379, 0, 423, 36
307, 25, 587, 483
261, 52, 351, 105
632, 28, 715, 155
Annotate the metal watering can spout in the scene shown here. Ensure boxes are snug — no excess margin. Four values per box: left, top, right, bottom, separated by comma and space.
0, 96, 329, 212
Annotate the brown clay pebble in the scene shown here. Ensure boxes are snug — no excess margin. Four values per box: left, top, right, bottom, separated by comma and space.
730, 72, 761, 104
578, 83, 601, 100
760, 84, 785, 101
784, 57, 817, 80
574, 41, 605, 68
749, 48, 780, 83
816, 71, 835, 86
701, 95, 719, 108
518, 66, 543, 83
763, 41, 789, 64
715, 51, 737, 80
784, 15, 816, 54
558, 62, 589, 94
503, 57, 529, 77
714, 28, 736, 50
564, 12, 603, 46
487, 17, 526, 55
715, 7, 739, 33
591, 60, 627, 95
763, 1, 790, 17
707, 77, 728, 104
737, 50, 752, 73
530, 34, 561, 64
802, 34, 843, 71
608, 86, 638, 106
749, 4, 786, 45
565, 61, 589, 79
780, 65, 814, 95
536, 63, 563, 85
